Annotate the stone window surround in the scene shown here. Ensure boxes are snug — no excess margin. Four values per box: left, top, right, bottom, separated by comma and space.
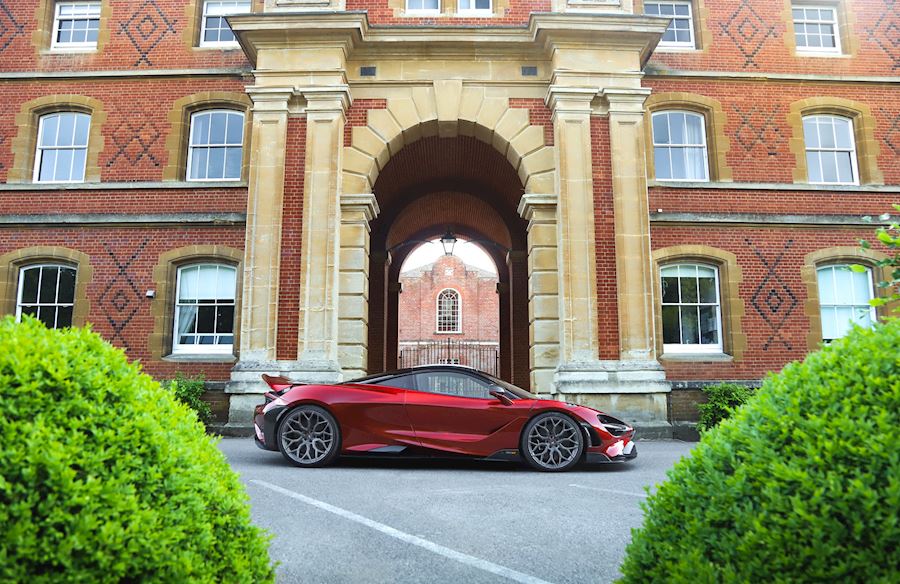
652, 245, 746, 361
162, 92, 252, 182
183, 0, 260, 50
787, 96, 883, 186
7, 95, 107, 184
782, 0, 858, 59
801, 246, 891, 350
643, 92, 732, 183
32, 0, 113, 55
634, 0, 711, 52
150, 245, 244, 361
0, 246, 93, 327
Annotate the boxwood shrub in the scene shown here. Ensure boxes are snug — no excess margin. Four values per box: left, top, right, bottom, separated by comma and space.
620, 319, 900, 582
0, 317, 274, 583
696, 382, 756, 433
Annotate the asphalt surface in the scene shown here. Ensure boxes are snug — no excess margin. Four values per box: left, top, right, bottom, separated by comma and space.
219, 438, 695, 584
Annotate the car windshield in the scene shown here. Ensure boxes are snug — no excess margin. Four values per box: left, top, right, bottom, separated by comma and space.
480, 373, 539, 400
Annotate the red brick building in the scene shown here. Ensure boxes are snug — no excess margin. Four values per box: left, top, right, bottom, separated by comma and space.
398, 254, 500, 372
0, 0, 896, 436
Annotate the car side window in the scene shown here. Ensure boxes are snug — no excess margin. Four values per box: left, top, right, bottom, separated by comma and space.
368, 374, 417, 390
414, 372, 495, 399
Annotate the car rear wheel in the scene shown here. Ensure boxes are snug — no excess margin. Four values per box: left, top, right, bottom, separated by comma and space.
521, 412, 584, 472
278, 405, 341, 468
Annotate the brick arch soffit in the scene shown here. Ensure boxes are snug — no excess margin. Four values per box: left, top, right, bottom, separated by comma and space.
342, 84, 557, 199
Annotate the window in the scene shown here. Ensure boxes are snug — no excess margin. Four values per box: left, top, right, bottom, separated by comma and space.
651, 111, 709, 181
414, 371, 495, 399
816, 265, 874, 341
34, 112, 90, 183
436, 289, 460, 333
16, 264, 77, 329
661, 264, 722, 353
458, 0, 490, 13
173, 263, 236, 353
200, 0, 251, 47
187, 110, 244, 181
52, 2, 100, 50
803, 115, 858, 185
406, 0, 439, 12
644, 1, 694, 48
793, 4, 841, 54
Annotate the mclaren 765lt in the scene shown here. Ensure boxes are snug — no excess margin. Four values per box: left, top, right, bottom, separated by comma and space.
253, 365, 636, 472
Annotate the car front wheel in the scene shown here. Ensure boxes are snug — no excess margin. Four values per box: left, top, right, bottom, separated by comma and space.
521, 412, 584, 472
278, 405, 341, 468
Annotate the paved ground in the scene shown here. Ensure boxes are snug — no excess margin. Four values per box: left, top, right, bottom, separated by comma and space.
219, 438, 695, 584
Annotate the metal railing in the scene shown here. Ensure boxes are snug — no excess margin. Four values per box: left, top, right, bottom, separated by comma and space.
399, 339, 500, 376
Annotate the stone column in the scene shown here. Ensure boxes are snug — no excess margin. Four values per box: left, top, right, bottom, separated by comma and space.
338, 193, 379, 379
294, 87, 351, 382
603, 88, 657, 362
226, 87, 293, 430
518, 193, 560, 396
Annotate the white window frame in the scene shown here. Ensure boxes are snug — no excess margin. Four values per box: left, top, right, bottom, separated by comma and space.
792, 3, 842, 55
51, 1, 101, 51
33, 112, 91, 184
186, 109, 245, 182
457, 0, 492, 16
405, 0, 440, 15
803, 114, 859, 186
816, 264, 876, 342
199, 0, 251, 48
172, 263, 237, 355
436, 288, 461, 334
661, 263, 723, 355
16, 263, 77, 329
645, 0, 695, 49
651, 110, 710, 182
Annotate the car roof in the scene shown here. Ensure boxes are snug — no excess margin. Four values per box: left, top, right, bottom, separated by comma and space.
345, 364, 486, 383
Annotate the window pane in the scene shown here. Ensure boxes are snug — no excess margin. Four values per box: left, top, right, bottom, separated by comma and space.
850, 270, 870, 304
190, 148, 209, 180
207, 148, 226, 179
833, 307, 853, 338
56, 305, 74, 328
817, 267, 835, 304
803, 117, 819, 147
679, 275, 698, 303
38, 306, 57, 329
71, 149, 87, 182
21, 267, 40, 303
662, 305, 681, 344
699, 305, 719, 345
74, 114, 90, 146
39, 266, 59, 304
21, 305, 39, 319
38, 150, 57, 182
807, 151, 822, 183
685, 147, 708, 180
475, 0, 490, 9
652, 114, 669, 145
192, 113, 211, 145
853, 307, 873, 328
55, 149, 74, 181
57, 114, 76, 147
178, 305, 198, 333
670, 147, 687, 179
197, 266, 218, 300
836, 152, 853, 184
654, 147, 672, 179
669, 113, 685, 144
685, 114, 704, 144
210, 112, 228, 144
832, 266, 854, 303
179, 266, 199, 301
216, 266, 236, 300
819, 118, 836, 148
698, 274, 717, 303
674, 4, 689, 16
224, 147, 242, 179
661, 276, 679, 303
41, 115, 60, 147
821, 152, 839, 183
679, 306, 700, 344
57, 267, 76, 304
225, 113, 244, 144
216, 305, 235, 334
197, 305, 216, 333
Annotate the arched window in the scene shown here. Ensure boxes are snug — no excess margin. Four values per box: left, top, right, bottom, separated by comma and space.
816, 264, 874, 341
173, 263, 236, 353
16, 264, 77, 329
660, 263, 722, 353
187, 110, 245, 181
651, 110, 709, 181
34, 112, 91, 183
803, 115, 858, 185
436, 289, 461, 333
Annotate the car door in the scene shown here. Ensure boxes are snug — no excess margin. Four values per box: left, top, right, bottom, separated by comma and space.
404, 369, 526, 457
339, 374, 419, 451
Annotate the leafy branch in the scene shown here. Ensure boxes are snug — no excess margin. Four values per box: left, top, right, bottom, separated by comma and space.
852, 203, 900, 310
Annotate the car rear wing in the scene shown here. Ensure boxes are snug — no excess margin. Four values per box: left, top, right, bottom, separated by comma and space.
261, 373, 303, 394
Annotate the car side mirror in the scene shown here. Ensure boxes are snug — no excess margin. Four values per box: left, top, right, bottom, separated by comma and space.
490, 390, 514, 406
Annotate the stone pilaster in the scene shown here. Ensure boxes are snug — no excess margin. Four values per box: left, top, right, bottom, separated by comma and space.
518, 193, 560, 396
295, 87, 352, 382
338, 193, 379, 380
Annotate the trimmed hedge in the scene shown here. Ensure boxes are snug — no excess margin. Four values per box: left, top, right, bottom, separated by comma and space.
164, 373, 212, 426
0, 317, 274, 583
696, 382, 756, 433
620, 319, 900, 582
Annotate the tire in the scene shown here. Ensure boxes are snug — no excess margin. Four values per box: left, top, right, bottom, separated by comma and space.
521, 412, 584, 472
277, 405, 341, 468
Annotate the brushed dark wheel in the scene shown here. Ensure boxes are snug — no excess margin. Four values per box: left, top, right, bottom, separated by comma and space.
521, 412, 584, 472
278, 405, 341, 468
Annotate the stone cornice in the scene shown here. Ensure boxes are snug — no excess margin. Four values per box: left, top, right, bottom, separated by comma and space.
517, 193, 557, 220
340, 193, 380, 222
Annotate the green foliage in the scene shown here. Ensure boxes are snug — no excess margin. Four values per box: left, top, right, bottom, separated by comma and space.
696, 382, 756, 433
854, 203, 900, 310
163, 373, 212, 426
0, 316, 274, 583
619, 319, 900, 583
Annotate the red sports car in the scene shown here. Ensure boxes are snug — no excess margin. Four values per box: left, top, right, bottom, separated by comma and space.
253, 365, 636, 472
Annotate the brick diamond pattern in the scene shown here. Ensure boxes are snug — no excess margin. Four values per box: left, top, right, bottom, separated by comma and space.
881, 108, 900, 156
0, 1, 24, 54
118, 0, 177, 67
866, 0, 900, 70
99, 239, 149, 350
718, 0, 778, 68
748, 239, 797, 351
107, 120, 162, 167
733, 105, 784, 154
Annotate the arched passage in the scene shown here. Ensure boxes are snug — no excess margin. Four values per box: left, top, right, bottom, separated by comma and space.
366, 135, 531, 388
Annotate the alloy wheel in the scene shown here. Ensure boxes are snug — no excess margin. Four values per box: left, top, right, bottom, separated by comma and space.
280, 407, 336, 465
526, 414, 581, 470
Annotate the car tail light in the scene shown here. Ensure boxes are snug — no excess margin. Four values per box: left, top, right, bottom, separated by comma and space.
597, 414, 630, 436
